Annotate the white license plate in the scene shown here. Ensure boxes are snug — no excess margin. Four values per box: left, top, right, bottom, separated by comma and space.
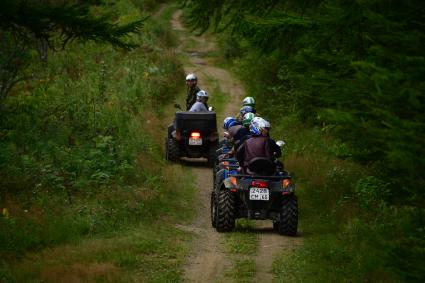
189, 138, 202, 145
249, 187, 269, 201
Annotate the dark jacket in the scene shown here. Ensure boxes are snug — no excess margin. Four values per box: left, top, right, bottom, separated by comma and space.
186, 85, 201, 110
228, 124, 250, 141
236, 136, 281, 171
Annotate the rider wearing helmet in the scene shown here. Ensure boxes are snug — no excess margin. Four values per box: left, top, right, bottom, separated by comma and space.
242, 112, 255, 128
189, 90, 209, 112
237, 105, 256, 122
236, 112, 255, 147
242, 96, 255, 107
223, 117, 239, 131
185, 73, 201, 110
236, 117, 281, 175
228, 116, 248, 141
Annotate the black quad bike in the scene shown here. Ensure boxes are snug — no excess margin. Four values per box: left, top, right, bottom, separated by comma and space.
211, 158, 298, 236
166, 110, 218, 167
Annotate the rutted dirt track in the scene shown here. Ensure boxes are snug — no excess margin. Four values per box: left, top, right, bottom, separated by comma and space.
171, 10, 303, 282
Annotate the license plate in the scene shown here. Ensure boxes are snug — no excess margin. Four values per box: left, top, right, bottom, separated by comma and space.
189, 138, 202, 145
249, 187, 269, 201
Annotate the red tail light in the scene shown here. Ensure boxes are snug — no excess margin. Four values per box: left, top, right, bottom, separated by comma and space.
190, 132, 201, 138
251, 181, 268, 188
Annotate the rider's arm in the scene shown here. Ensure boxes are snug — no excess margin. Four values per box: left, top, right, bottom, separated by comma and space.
235, 142, 245, 164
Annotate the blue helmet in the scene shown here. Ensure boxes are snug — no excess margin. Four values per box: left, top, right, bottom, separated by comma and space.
249, 123, 261, 136
240, 106, 256, 116
223, 117, 238, 130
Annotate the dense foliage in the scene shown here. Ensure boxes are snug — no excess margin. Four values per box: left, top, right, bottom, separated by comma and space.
185, 0, 425, 281
0, 0, 145, 106
0, 0, 184, 262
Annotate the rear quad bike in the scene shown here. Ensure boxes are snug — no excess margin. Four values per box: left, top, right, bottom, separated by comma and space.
211, 158, 298, 236
166, 110, 218, 167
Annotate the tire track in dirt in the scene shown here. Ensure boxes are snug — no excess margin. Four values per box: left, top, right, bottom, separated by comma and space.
171, 9, 303, 283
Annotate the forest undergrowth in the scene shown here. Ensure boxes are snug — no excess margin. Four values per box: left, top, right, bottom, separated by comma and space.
0, 2, 196, 282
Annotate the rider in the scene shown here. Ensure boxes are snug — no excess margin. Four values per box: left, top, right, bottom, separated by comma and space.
185, 73, 201, 110
237, 105, 256, 122
220, 113, 254, 159
235, 112, 255, 147
189, 90, 209, 112
236, 117, 281, 175
223, 117, 240, 132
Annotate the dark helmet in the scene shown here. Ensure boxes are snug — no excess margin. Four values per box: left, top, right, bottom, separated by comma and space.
240, 105, 256, 116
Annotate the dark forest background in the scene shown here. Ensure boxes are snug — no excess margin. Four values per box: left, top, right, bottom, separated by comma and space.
185, 0, 424, 281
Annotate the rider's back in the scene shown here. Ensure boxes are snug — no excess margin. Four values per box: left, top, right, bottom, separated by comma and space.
236, 136, 274, 168
189, 101, 208, 112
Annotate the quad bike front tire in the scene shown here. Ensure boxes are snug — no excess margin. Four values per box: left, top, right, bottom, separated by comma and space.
210, 192, 217, 228
278, 195, 298, 236
216, 190, 235, 232
166, 138, 180, 162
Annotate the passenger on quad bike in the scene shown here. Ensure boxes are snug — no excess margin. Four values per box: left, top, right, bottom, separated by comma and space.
237, 105, 256, 122
185, 73, 201, 110
222, 117, 239, 139
234, 112, 255, 148
189, 90, 209, 112
218, 113, 254, 160
236, 117, 281, 175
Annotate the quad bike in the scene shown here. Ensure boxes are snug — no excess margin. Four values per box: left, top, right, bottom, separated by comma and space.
211, 150, 298, 236
165, 105, 218, 167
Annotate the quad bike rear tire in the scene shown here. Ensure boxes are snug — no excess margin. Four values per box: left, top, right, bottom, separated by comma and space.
166, 138, 179, 162
216, 190, 235, 232
278, 195, 298, 236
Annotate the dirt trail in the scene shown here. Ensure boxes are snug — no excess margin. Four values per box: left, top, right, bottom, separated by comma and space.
171, 10, 302, 283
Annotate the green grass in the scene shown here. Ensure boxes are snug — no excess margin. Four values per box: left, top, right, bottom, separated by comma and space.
0, 1, 196, 282
225, 259, 256, 283
203, 75, 227, 117
222, 220, 257, 283
224, 220, 257, 255
2, 224, 192, 283
267, 116, 402, 282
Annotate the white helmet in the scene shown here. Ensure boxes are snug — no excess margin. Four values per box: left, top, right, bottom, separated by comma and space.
185, 73, 197, 81
250, 117, 270, 136
196, 90, 208, 98
242, 96, 255, 107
